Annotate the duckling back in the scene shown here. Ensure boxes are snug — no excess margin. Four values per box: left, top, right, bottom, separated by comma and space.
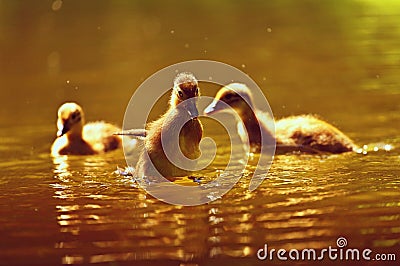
275, 115, 356, 153
83, 122, 122, 153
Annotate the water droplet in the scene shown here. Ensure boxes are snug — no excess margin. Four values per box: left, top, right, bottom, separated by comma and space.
66, 80, 70, 84
241, 64, 246, 68
267, 27, 272, 33
204, 50, 207, 54
208, 76, 213, 80
355, 148, 363, 154
204, 36, 208, 40
262, 76, 267, 81
52, 0, 63, 11
376, 74, 380, 79
373, 146, 378, 152
384, 144, 392, 151
184, 43, 189, 48
170, 30, 175, 34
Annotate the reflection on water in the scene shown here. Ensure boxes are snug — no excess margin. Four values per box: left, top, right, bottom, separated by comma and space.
1, 0, 400, 265
46, 142, 400, 265
52, 154, 210, 264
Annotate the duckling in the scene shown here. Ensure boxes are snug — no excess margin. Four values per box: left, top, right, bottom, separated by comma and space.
133, 72, 203, 179
51, 102, 122, 156
204, 83, 357, 154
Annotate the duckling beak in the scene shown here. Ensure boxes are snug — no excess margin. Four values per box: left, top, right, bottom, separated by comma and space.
181, 98, 199, 119
187, 102, 199, 119
204, 100, 225, 115
57, 120, 70, 137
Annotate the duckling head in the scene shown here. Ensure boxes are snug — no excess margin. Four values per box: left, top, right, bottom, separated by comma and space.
169, 72, 200, 119
204, 83, 254, 116
56, 102, 85, 137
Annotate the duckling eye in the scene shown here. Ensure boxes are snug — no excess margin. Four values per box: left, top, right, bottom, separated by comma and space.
178, 90, 184, 98
71, 111, 80, 121
224, 94, 232, 100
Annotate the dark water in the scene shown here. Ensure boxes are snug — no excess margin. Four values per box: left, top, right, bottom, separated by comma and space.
0, 1, 399, 265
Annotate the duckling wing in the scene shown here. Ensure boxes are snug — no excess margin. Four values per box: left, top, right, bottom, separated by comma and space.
83, 122, 122, 153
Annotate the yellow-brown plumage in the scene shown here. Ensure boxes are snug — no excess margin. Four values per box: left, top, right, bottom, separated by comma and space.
134, 72, 203, 179
204, 83, 357, 154
51, 102, 122, 156
275, 115, 355, 153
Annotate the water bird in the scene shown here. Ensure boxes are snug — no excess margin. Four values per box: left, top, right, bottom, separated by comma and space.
51, 102, 123, 156
129, 72, 203, 179
204, 83, 357, 154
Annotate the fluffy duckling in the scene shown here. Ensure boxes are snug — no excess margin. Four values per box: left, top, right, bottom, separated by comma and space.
204, 83, 357, 154
51, 102, 122, 156
133, 72, 203, 179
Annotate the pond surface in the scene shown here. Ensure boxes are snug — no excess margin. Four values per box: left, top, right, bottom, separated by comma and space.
0, 1, 399, 265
